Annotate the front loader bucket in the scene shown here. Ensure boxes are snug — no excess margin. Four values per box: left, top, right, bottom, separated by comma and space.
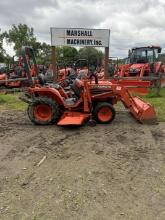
130, 97, 157, 123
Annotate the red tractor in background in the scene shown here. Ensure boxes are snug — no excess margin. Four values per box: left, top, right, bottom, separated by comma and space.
0, 71, 7, 87
0, 53, 38, 90
45, 59, 89, 84
117, 46, 165, 87
56, 59, 89, 82
0, 56, 26, 88
55, 57, 152, 95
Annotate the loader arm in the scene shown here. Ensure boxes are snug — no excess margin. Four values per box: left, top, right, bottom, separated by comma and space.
21, 46, 38, 86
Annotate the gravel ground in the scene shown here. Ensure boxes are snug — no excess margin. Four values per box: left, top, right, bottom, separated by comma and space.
0, 109, 165, 220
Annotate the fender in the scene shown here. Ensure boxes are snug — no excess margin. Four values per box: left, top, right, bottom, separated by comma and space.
28, 87, 65, 105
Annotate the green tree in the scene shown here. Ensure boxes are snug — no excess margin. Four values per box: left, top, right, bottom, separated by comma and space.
36, 42, 51, 65
56, 46, 78, 66
0, 30, 6, 62
5, 24, 40, 55
78, 47, 103, 67
158, 53, 165, 63
37, 45, 79, 66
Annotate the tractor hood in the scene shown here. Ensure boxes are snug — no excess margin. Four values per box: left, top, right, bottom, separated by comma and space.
130, 63, 146, 70
129, 63, 148, 73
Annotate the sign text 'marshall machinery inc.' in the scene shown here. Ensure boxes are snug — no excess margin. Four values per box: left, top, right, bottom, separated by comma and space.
50, 28, 110, 47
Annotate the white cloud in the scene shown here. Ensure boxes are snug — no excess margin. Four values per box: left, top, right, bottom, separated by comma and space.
0, 0, 165, 57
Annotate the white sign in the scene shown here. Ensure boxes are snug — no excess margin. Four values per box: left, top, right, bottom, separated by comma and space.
50, 28, 110, 47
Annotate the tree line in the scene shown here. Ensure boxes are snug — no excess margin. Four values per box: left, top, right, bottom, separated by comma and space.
0, 24, 104, 67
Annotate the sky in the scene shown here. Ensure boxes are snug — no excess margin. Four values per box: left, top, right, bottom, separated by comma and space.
1, 0, 165, 58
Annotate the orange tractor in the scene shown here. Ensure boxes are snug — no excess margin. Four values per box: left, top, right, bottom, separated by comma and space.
20, 47, 156, 126
55, 57, 152, 95
0, 53, 38, 90
117, 46, 165, 87
0, 69, 7, 87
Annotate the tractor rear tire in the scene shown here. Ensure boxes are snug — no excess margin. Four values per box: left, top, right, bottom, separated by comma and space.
27, 97, 60, 125
93, 102, 116, 124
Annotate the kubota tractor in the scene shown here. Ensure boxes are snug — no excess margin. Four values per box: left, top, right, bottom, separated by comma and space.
0, 71, 7, 87
118, 46, 165, 86
0, 53, 38, 90
20, 47, 157, 126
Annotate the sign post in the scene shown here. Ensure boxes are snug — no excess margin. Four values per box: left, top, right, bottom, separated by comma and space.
51, 46, 57, 82
104, 47, 109, 79
50, 28, 110, 80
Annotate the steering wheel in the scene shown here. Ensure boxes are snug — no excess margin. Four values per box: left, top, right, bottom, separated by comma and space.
89, 72, 98, 84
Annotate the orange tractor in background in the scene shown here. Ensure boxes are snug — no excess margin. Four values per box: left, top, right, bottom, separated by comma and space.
45, 59, 89, 83
55, 59, 89, 82
55, 57, 152, 95
0, 68, 7, 87
0, 54, 38, 89
20, 47, 157, 126
117, 46, 165, 87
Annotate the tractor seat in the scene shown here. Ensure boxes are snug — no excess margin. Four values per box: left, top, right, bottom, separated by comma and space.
64, 98, 77, 106
49, 83, 61, 89
70, 79, 83, 98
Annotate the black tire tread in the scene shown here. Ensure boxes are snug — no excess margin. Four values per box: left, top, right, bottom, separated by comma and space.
27, 96, 60, 125
93, 102, 116, 124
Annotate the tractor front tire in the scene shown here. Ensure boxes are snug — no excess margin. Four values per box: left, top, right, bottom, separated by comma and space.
93, 102, 116, 124
27, 97, 60, 125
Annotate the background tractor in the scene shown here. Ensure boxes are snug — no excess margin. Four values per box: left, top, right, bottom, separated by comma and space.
117, 46, 165, 87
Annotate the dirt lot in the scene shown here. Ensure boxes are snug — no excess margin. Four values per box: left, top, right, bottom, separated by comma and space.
0, 109, 165, 220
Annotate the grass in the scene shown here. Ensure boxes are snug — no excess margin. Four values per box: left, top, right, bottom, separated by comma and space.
141, 87, 165, 122
0, 93, 27, 111
0, 88, 165, 121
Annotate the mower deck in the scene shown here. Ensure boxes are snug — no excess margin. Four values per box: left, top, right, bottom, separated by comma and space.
57, 111, 90, 126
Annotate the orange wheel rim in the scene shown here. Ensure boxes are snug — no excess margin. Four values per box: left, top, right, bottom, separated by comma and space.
98, 107, 112, 122
34, 104, 52, 121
